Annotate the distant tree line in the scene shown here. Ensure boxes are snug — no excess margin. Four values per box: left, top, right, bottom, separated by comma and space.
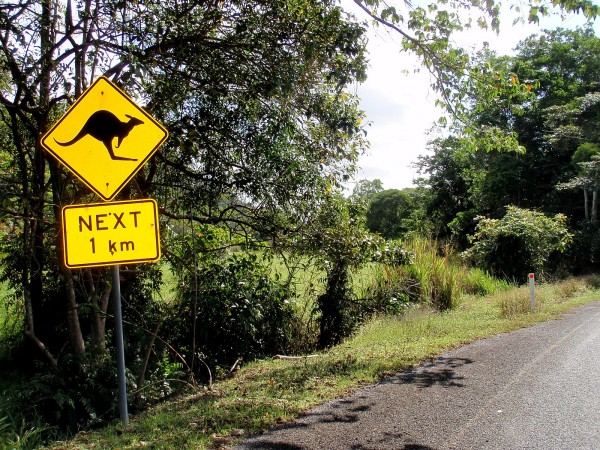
358, 27, 599, 279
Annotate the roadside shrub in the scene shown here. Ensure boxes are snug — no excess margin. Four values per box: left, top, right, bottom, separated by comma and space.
359, 239, 510, 313
0, 264, 164, 434
463, 206, 573, 281
355, 265, 417, 316
0, 414, 50, 450
166, 252, 297, 376
462, 268, 510, 296
0, 351, 116, 437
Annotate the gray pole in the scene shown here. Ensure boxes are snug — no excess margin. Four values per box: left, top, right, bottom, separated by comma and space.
112, 264, 129, 426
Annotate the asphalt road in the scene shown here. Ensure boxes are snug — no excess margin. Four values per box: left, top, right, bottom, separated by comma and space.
235, 301, 600, 449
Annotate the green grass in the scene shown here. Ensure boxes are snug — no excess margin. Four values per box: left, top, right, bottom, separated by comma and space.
0, 278, 11, 319
0, 279, 21, 360
46, 276, 600, 450
0, 415, 50, 450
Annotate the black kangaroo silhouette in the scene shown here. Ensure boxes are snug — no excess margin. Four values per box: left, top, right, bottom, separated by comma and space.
54, 110, 144, 161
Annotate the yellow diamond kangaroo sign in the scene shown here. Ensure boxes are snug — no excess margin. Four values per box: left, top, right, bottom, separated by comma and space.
62, 199, 161, 268
41, 77, 168, 201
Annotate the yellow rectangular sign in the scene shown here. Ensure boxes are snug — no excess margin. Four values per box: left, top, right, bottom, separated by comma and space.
62, 199, 161, 268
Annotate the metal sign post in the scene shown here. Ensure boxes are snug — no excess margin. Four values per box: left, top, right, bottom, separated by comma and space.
113, 265, 129, 426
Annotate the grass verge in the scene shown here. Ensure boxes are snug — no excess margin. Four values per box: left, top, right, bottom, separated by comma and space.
47, 277, 600, 450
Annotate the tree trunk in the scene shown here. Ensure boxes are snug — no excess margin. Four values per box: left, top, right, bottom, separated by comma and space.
584, 189, 589, 221
41, 0, 85, 359
136, 320, 162, 405
65, 270, 86, 357
592, 190, 597, 222
84, 269, 111, 350
317, 261, 350, 349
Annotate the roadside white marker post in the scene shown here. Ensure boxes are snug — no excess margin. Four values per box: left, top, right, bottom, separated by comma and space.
529, 273, 535, 313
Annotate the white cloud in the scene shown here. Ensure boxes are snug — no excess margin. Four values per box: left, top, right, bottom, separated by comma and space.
343, 0, 599, 191
352, 26, 438, 191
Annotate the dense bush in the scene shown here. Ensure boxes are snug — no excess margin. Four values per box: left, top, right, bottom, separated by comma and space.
463, 206, 573, 281
166, 252, 297, 376
565, 221, 600, 274
356, 265, 418, 316
355, 238, 498, 314
0, 264, 168, 435
0, 351, 116, 439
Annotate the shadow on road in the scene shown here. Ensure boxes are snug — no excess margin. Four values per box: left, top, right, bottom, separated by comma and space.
384, 357, 473, 389
240, 443, 305, 449
237, 357, 473, 449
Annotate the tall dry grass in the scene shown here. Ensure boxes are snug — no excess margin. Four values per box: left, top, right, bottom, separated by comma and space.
402, 237, 465, 310
495, 275, 600, 318
355, 237, 508, 313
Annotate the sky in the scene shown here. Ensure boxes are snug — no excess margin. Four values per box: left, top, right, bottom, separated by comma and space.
341, 1, 599, 192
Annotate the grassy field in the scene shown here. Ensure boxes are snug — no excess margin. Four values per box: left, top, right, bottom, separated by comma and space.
46, 276, 600, 450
